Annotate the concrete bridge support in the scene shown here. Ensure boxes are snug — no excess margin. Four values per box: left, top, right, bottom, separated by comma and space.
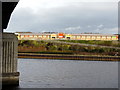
1, 33, 19, 85
0, 0, 19, 86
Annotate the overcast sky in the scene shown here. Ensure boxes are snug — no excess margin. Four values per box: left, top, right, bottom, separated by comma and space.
5, 0, 119, 34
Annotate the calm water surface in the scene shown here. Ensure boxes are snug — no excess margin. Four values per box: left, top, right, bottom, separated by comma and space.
18, 59, 118, 88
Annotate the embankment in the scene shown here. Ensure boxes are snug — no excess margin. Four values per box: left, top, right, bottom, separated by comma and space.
18, 53, 120, 61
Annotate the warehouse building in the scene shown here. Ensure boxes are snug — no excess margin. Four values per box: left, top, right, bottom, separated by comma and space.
15, 32, 119, 41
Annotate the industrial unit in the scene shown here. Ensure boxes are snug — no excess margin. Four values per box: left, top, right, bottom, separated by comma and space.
15, 32, 119, 41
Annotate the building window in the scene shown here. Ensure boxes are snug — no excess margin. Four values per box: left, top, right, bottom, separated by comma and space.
86, 36, 90, 38
102, 36, 106, 38
91, 36, 96, 38
97, 36, 100, 38
107, 36, 111, 38
38, 36, 42, 37
67, 37, 70, 39
29, 36, 33, 37
82, 36, 85, 38
72, 36, 75, 38
34, 36, 37, 38
52, 37, 56, 39
21, 36, 24, 38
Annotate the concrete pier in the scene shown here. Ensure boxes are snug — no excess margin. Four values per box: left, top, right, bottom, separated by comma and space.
0, 0, 19, 86
1, 33, 19, 85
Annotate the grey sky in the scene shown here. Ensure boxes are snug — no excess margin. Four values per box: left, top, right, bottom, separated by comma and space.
5, 0, 119, 34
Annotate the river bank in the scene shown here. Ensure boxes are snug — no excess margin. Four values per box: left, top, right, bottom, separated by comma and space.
18, 53, 120, 61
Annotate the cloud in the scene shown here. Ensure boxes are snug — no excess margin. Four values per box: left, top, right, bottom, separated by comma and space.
97, 24, 104, 28
65, 26, 81, 30
5, 1, 118, 34
16, 0, 118, 9
87, 25, 91, 28
95, 27, 118, 34
65, 26, 81, 31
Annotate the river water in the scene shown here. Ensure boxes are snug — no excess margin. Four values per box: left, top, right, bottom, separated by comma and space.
18, 59, 118, 88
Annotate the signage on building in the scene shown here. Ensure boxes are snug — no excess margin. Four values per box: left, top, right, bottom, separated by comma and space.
58, 33, 64, 38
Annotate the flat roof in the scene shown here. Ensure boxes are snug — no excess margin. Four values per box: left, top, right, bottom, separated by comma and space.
16, 33, 117, 36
